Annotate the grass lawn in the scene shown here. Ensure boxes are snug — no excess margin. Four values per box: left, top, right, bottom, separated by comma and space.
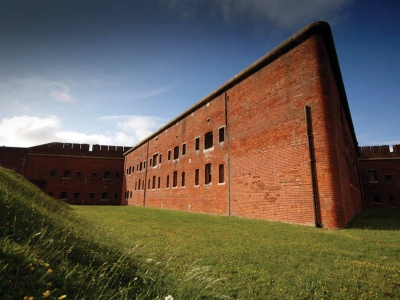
74, 205, 400, 299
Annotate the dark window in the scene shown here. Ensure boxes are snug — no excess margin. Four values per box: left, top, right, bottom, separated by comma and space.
50, 171, 56, 177
174, 146, 179, 160
389, 197, 395, 206
60, 192, 68, 199
132, 166, 135, 172
219, 127, 225, 143
158, 177, 161, 189
219, 164, 224, 183
373, 195, 381, 204
89, 193, 95, 199
140, 162, 143, 171
173, 171, 178, 187
114, 193, 118, 199
159, 154, 162, 164
116, 172, 120, 179
153, 153, 158, 167
168, 150, 171, 160
205, 163, 212, 185
195, 137, 200, 151
182, 143, 186, 155
182, 172, 185, 187
368, 169, 377, 182
385, 174, 393, 181
138, 179, 141, 190
74, 192, 80, 199
148, 179, 150, 189
130, 191, 132, 198
204, 132, 213, 149
195, 169, 199, 186
103, 172, 111, 180
166, 175, 170, 188
129, 166, 132, 174
143, 161, 146, 169
152, 176, 156, 189
76, 171, 83, 178
126, 168, 129, 174
63, 171, 71, 178
149, 158, 153, 167
92, 172, 98, 178
101, 192, 108, 200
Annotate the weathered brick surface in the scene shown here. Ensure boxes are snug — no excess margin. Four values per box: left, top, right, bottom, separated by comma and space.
123, 22, 362, 229
358, 145, 400, 208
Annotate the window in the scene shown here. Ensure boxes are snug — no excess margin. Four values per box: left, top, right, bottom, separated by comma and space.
166, 175, 170, 188
195, 169, 199, 186
389, 196, 395, 206
168, 150, 171, 160
373, 195, 381, 204
89, 193, 95, 199
63, 171, 71, 178
174, 146, 179, 160
116, 172, 120, 179
92, 172, 98, 178
368, 169, 378, 182
153, 153, 158, 167
219, 164, 224, 183
101, 192, 108, 200
158, 177, 161, 189
76, 171, 83, 178
148, 179, 150, 189
219, 127, 225, 143
195, 137, 200, 151
126, 168, 129, 174
130, 191, 132, 198
103, 172, 111, 180
152, 176, 156, 189
132, 166, 134, 172
138, 179, 141, 190
74, 192, 80, 199
143, 161, 146, 169
60, 192, 68, 200
204, 132, 213, 149
159, 154, 162, 164
385, 174, 393, 181
149, 158, 153, 167
182, 172, 186, 187
182, 143, 186, 155
114, 193, 118, 199
140, 162, 143, 171
173, 171, 178, 187
205, 163, 212, 185
129, 166, 132, 174
50, 170, 56, 177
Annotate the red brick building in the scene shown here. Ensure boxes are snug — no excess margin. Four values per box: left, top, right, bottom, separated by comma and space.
0, 142, 128, 205
122, 21, 363, 229
358, 145, 400, 209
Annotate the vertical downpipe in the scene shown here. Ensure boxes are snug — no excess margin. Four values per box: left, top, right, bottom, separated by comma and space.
225, 93, 231, 216
305, 106, 320, 227
143, 141, 150, 207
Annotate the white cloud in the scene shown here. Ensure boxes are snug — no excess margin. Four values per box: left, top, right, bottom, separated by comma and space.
51, 90, 73, 103
130, 83, 180, 100
161, 0, 351, 28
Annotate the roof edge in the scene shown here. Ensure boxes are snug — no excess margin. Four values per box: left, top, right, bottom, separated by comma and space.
125, 21, 357, 156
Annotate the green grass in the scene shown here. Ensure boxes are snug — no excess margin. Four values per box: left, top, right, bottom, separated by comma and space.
1, 166, 400, 299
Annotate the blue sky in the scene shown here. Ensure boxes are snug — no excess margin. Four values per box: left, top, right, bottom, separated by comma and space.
1, 0, 399, 148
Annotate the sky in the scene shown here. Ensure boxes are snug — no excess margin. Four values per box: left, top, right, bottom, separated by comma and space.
1, 0, 399, 148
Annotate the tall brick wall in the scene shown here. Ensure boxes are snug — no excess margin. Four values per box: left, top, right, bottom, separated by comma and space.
358, 145, 400, 208
0, 142, 128, 205
123, 22, 362, 229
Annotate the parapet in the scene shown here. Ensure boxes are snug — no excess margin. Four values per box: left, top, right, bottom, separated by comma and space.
28, 142, 131, 158
359, 144, 400, 159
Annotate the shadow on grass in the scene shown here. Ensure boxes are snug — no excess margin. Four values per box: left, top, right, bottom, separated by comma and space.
346, 209, 400, 230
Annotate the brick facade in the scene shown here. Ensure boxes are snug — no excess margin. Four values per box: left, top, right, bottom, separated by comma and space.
358, 145, 400, 209
122, 22, 363, 229
0, 142, 128, 205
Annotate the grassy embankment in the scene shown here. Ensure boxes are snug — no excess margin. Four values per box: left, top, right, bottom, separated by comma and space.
1, 165, 400, 299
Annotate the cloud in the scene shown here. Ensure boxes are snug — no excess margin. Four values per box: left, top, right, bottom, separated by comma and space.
100, 115, 167, 141
51, 90, 73, 103
0, 115, 137, 147
161, 0, 352, 28
130, 83, 180, 100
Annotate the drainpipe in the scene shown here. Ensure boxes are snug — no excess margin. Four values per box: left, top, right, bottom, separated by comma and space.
225, 93, 231, 216
305, 106, 320, 227
143, 140, 150, 206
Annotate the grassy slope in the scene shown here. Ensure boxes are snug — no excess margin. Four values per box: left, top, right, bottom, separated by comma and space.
74, 205, 400, 299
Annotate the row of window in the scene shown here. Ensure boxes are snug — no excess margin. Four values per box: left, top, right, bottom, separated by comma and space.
367, 169, 394, 183
372, 195, 396, 206
51, 192, 119, 200
50, 171, 120, 180
126, 128, 226, 175
125, 164, 224, 198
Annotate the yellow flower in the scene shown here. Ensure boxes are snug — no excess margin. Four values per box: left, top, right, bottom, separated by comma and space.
47, 269, 53, 274
45, 263, 50, 268
58, 296, 67, 300
43, 290, 51, 298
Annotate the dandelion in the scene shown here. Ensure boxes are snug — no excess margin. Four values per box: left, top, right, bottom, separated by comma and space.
43, 290, 51, 298
165, 295, 174, 300
58, 296, 67, 299
47, 269, 53, 274
45, 263, 50, 268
